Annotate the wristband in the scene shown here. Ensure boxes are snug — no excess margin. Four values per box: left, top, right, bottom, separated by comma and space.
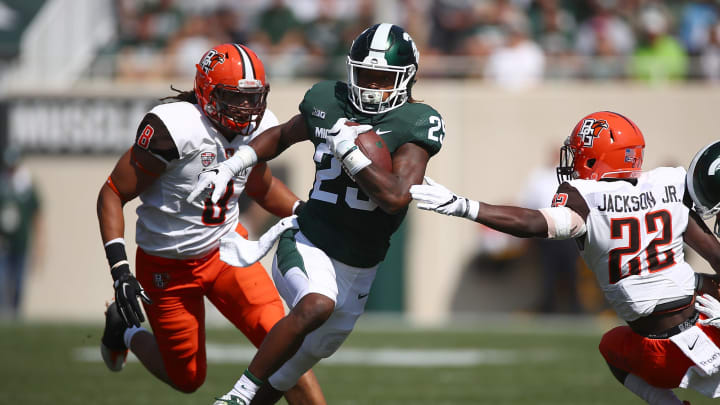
292, 200, 306, 216
342, 148, 372, 176
104, 239, 128, 268
225, 145, 258, 175
465, 199, 480, 220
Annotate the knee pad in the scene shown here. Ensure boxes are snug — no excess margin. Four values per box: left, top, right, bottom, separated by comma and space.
269, 347, 321, 392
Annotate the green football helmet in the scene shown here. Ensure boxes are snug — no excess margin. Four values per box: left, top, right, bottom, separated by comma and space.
687, 140, 720, 236
347, 23, 419, 114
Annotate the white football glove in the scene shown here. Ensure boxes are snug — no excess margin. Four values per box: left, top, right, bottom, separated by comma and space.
326, 118, 373, 176
410, 176, 480, 220
186, 145, 258, 203
696, 293, 720, 328
219, 215, 299, 267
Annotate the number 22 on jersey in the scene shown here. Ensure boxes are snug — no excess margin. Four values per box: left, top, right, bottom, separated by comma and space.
609, 210, 676, 284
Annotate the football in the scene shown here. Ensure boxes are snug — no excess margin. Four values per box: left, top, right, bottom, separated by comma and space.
353, 128, 393, 172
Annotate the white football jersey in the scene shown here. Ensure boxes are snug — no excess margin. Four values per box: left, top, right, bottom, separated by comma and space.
133, 101, 279, 259
557, 167, 696, 321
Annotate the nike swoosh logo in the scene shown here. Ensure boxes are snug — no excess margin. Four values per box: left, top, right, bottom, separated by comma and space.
689, 335, 699, 350
358, 293, 369, 299
375, 129, 392, 135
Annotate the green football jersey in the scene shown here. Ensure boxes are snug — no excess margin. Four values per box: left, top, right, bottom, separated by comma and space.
297, 80, 444, 267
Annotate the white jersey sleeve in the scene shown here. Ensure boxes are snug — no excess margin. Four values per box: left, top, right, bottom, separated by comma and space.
133, 102, 279, 259
560, 167, 696, 321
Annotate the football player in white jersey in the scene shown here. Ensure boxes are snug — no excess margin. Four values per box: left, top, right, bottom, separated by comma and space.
411, 111, 720, 404
96, 43, 325, 404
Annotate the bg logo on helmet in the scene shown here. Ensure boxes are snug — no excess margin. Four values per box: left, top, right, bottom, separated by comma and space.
200, 49, 225, 74
577, 119, 608, 148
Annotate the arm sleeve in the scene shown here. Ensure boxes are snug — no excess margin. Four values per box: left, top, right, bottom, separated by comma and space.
539, 207, 587, 239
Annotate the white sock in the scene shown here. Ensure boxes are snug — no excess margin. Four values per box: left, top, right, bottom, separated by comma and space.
623, 373, 683, 405
123, 326, 146, 349
227, 370, 261, 402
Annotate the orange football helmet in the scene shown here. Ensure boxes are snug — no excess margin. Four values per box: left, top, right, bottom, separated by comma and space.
194, 43, 269, 134
557, 111, 645, 183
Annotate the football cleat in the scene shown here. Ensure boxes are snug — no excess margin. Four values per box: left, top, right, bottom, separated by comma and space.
100, 301, 128, 372
213, 394, 249, 405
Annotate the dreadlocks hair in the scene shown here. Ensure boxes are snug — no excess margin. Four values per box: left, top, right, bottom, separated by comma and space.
160, 85, 198, 104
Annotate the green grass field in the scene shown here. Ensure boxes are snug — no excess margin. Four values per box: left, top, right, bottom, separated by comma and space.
0, 316, 713, 404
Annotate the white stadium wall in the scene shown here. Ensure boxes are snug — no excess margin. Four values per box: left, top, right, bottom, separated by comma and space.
15, 81, 718, 323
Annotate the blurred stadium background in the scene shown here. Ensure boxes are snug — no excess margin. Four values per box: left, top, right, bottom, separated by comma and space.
0, 0, 717, 403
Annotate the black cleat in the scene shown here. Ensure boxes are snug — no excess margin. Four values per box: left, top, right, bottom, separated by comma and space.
100, 301, 128, 372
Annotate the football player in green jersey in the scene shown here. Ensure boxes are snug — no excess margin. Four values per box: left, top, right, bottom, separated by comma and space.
187, 23, 445, 405
686, 140, 720, 237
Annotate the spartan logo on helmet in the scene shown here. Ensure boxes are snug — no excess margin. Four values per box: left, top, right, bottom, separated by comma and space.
577, 119, 608, 148
199, 49, 225, 74
687, 140, 720, 236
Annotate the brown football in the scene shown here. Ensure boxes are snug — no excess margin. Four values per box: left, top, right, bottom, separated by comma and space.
355, 129, 392, 172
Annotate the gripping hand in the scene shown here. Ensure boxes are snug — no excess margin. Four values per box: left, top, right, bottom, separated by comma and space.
220, 215, 299, 267
327, 118, 373, 176
696, 293, 720, 328
410, 177, 479, 220
111, 265, 152, 328
187, 145, 258, 203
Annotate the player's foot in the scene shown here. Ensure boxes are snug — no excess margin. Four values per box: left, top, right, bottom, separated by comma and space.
213, 394, 249, 405
100, 301, 128, 372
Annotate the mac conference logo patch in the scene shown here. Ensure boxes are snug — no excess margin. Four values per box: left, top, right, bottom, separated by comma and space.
201, 152, 216, 167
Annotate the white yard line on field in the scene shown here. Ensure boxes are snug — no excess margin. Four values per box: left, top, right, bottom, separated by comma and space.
75, 343, 556, 367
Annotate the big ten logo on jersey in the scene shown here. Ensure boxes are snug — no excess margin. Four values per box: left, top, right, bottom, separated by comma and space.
577, 119, 608, 147
552, 193, 568, 207
137, 124, 154, 149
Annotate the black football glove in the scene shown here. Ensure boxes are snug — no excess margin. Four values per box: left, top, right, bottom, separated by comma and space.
111, 264, 152, 328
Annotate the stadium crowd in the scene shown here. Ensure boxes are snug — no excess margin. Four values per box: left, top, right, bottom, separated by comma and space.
107, 0, 720, 87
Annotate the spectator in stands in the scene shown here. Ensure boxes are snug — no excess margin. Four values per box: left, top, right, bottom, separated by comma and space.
213, 6, 249, 46
427, 0, 480, 56
251, 0, 307, 78
483, 17, 546, 90
0, 146, 41, 319
700, 22, 720, 82
165, 14, 224, 78
528, 0, 579, 79
301, 0, 346, 79
678, 0, 718, 56
574, 0, 635, 79
255, 0, 304, 51
629, 5, 688, 83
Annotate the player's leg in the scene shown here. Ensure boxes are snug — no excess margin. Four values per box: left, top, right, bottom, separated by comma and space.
256, 256, 379, 405
132, 249, 209, 393
207, 258, 326, 404
214, 230, 339, 404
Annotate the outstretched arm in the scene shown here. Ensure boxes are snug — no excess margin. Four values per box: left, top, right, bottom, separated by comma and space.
410, 177, 549, 238
410, 177, 588, 240
188, 114, 309, 203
